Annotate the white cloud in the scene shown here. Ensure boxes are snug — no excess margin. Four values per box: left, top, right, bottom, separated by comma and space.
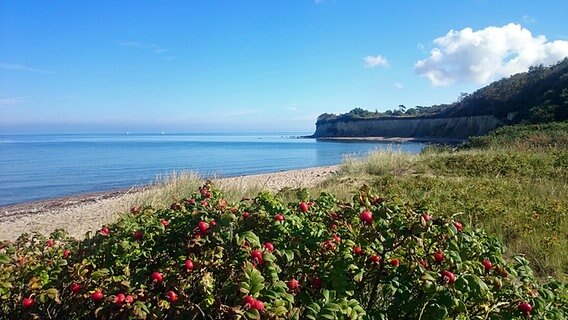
363, 55, 389, 68
0, 63, 53, 74
394, 82, 404, 89
415, 23, 568, 86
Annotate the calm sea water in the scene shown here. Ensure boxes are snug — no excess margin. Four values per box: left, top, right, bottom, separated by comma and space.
0, 133, 424, 206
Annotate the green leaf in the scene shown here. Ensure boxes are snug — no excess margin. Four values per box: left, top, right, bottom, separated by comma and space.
324, 303, 341, 312
245, 308, 260, 319
353, 270, 365, 282
242, 262, 265, 296
241, 231, 261, 248
421, 272, 437, 282
91, 268, 110, 280
319, 313, 335, 320
0, 254, 9, 264
280, 249, 292, 262
274, 306, 287, 315
463, 274, 489, 297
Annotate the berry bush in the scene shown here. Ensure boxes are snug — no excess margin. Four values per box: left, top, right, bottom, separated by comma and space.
1, 183, 567, 319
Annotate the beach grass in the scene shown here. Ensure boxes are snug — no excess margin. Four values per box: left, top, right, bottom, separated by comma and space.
121, 171, 271, 212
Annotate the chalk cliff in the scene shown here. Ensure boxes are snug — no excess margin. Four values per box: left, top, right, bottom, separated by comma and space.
311, 115, 503, 139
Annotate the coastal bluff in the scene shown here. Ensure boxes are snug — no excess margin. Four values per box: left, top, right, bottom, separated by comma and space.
311, 115, 503, 139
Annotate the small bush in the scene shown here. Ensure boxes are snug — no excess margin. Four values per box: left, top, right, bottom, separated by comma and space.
1, 184, 567, 319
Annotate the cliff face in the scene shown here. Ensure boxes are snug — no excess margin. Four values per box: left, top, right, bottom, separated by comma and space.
312, 115, 503, 139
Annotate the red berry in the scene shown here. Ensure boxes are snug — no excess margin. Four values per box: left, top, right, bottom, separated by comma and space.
114, 293, 125, 305
370, 255, 381, 263
441, 271, 456, 284
160, 219, 169, 227
311, 277, 322, 288
390, 258, 400, 267
322, 240, 336, 251
482, 259, 493, 271
200, 200, 208, 206
166, 290, 177, 302
125, 295, 134, 304
63, 249, 71, 258
22, 297, 34, 309
434, 251, 444, 263
360, 210, 373, 224
263, 242, 274, 252
332, 235, 341, 243
152, 271, 164, 283
518, 302, 533, 314
130, 206, 140, 214
133, 230, 144, 241
330, 224, 337, 230
185, 259, 194, 271
243, 295, 256, 307
92, 291, 104, 302
46, 239, 55, 247
253, 299, 265, 311
288, 279, 300, 291
453, 221, 463, 232
353, 246, 362, 255
242, 211, 250, 219
70, 283, 81, 294
209, 220, 217, 227
100, 227, 110, 236
251, 249, 264, 264
422, 213, 432, 221
274, 214, 284, 222
299, 201, 309, 212
197, 221, 209, 233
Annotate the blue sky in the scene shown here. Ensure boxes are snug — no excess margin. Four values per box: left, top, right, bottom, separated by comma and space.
1, 0, 567, 134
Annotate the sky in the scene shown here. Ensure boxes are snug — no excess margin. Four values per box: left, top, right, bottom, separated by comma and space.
1, 0, 568, 134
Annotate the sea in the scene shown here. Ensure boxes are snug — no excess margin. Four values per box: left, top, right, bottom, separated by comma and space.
0, 133, 424, 206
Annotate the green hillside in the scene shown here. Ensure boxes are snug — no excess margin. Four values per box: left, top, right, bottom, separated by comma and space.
317, 58, 568, 125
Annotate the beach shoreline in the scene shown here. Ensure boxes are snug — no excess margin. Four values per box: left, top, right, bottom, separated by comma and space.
0, 165, 340, 241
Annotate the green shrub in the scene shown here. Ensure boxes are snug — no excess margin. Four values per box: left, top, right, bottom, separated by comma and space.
1, 184, 567, 319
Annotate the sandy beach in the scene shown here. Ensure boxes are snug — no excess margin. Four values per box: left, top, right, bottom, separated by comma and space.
0, 165, 339, 242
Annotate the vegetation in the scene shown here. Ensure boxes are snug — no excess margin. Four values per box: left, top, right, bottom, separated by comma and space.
1, 122, 567, 319
464, 121, 568, 150
324, 122, 568, 281
2, 183, 567, 319
317, 58, 568, 125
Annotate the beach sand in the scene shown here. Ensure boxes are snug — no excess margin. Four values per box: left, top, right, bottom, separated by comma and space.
0, 165, 339, 241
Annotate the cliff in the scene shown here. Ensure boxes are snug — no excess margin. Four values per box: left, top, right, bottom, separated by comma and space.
311, 115, 503, 139
311, 59, 567, 139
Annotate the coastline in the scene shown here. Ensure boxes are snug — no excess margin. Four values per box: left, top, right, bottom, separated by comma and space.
0, 165, 339, 241
311, 136, 465, 144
